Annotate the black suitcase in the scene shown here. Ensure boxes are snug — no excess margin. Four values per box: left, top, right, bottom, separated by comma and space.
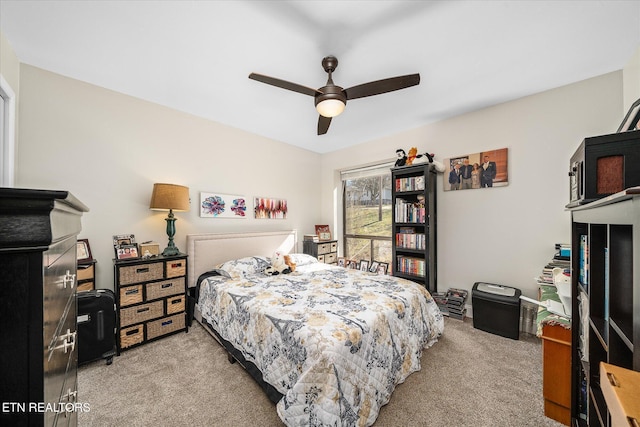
77, 289, 117, 365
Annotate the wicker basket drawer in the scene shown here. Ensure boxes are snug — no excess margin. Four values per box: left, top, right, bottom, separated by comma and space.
147, 313, 185, 340
77, 264, 94, 281
77, 281, 94, 292
166, 295, 185, 315
317, 242, 333, 255
325, 252, 337, 264
120, 300, 163, 327
119, 262, 163, 285
166, 259, 186, 278
120, 324, 144, 349
120, 284, 143, 306
146, 277, 185, 301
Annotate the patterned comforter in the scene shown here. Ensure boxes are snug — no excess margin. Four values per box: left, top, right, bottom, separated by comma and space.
196, 254, 444, 427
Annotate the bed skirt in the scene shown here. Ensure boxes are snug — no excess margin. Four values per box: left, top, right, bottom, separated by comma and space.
199, 313, 284, 404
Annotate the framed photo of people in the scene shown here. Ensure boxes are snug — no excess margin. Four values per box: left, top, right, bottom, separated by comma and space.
443, 147, 509, 192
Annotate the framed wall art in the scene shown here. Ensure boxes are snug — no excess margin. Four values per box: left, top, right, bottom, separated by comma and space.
443, 147, 509, 192
315, 224, 331, 240
200, 192, 247, 218
77, 239, 93, 262
254, 197, 288, 219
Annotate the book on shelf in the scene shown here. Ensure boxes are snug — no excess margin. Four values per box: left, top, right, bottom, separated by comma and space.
394, 199, 426, 223
395, 232, 426, 250
396, 255, 425, 277
395, 176, 425, 192
579, 234, 589, 290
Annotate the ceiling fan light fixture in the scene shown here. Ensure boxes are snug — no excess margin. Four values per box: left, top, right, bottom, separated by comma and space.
316, 99, 346, 118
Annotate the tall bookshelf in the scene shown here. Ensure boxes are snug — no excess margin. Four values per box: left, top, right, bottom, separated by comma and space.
391, 163, 437, 292
570, 187, 640, 426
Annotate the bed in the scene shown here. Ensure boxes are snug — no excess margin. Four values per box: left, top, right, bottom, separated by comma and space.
187, 230, 444, 427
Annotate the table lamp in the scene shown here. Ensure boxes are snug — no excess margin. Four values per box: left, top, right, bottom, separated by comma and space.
149, 183, 190, 256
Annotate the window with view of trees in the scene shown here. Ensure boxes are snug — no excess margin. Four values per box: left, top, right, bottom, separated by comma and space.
342, 164, 393, 265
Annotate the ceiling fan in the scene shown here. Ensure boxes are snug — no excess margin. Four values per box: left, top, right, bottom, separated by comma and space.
249, 56, 420, 135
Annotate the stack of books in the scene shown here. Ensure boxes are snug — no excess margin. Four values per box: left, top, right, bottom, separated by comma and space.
303, 234, 319, 242
537, 243, 571, 285
445, 288, 468, 320
431, 292, 449, 315
431, 288, 469, 320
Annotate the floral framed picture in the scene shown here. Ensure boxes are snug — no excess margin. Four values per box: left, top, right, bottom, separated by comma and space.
200, 192, 247, 218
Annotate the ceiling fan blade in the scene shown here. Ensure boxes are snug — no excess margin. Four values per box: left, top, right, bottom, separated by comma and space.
318, 115, 332, 135
344, 73, 420, 100
249, 73, 320, 97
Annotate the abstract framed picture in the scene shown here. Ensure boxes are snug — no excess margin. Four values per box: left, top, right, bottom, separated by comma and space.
443, 147, 509, 192
254, 197, 288, 219
200, 192, 247, 218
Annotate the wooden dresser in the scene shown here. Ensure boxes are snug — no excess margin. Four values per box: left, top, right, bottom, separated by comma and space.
0, 188, 88, 426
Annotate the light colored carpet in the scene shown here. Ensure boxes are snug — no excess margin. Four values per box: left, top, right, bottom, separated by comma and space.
78, 317, 565, 426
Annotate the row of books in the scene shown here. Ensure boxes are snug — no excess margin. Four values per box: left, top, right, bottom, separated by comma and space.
394, 199, 426, 223
395, 231, 426, 250
395, 255, 425, 277
395, 176, 425, 192
432, 288, 469, 320
303, 234, 319, 242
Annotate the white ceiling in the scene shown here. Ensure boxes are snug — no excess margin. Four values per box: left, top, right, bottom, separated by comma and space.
1, 1, 639, 153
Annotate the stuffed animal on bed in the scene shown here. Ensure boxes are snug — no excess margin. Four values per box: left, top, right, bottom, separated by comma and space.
264, 251, 294, 275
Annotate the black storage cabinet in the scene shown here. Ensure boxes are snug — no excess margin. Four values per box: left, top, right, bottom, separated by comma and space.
472, 282, 522, 340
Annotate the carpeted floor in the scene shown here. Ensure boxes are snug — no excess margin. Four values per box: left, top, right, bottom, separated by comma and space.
78, 317, 565, 426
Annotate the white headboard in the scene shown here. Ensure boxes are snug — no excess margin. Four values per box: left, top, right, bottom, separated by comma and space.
186, 230, 297, 288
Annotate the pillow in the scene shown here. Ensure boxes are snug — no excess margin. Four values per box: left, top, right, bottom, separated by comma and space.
286, 253, 319, 267
216, 256, 271, 278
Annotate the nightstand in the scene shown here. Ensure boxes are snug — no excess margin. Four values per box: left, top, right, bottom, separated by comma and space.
113, 254, 188, 352
303, 240, 338, 264
77, 259, 96, 291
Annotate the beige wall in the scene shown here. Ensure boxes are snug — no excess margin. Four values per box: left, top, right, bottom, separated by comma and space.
623, 45, 640, 112
17, 65, 322, 289
1, 31, 20, 186
321, 71, 624, 302
0, 31, 19, 92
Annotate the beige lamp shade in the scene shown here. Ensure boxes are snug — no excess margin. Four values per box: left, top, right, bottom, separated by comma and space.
149, 183, 190, 211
